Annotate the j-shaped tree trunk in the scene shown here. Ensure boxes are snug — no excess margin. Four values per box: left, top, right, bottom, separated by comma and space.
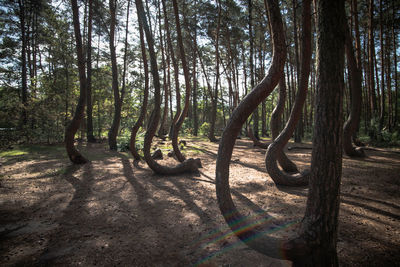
343, 22, 365, 157
265, 0, 311, 186
129, 13, 148, 160
170, 0, 193, 162
134, 0, 201, 174
270, 77, 299, 173
65, 0, 88, 164
161, 0, 181, 140
216, 0, 345, 265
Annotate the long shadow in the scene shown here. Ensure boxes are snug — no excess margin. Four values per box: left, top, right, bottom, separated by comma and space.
39, 163, 94, 263
281, 187, 400, 221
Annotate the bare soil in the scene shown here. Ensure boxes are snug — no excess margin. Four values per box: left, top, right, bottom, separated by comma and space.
0, 138, 399, 266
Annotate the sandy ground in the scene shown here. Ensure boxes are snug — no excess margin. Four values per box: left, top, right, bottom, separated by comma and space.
0, 138, 399, 266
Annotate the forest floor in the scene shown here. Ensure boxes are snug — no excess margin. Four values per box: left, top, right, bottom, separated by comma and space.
0, 137, 399, 266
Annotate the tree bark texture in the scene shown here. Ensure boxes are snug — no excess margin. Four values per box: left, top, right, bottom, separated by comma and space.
216, 0, 345, 265
270, 77, 299, 173
108, 0, 122, 150
343, 22, 365, 157
265, 0, 312, 186
65, 0, 88, 164
208, 0, 221, 143
215, 0, 289, 259
293, 1, 345, 264
129, 14, 148, 161
86, 0, 95, 143
170, 0, 196, 163
134, 0, 201, 175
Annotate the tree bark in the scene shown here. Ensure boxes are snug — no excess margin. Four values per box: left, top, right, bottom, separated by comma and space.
170, 0, 195, 162
135, 0, 201, 174
18, 0, 28, 127
265, 0, 312, 186
378, 0, 385, 130
161, 0, 181, 140
65, 0, 88, 164
129, 12, 148, 160
343, 22, 365, 157
216, 0, 345, 265
208, 0, 221, 143
108, 0, 122, 150
270, 77, 299, 173
157, 0, 168, 138
86, 0, 95, 143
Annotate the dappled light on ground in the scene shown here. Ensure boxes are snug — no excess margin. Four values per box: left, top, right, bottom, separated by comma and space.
0, 139, 399, 266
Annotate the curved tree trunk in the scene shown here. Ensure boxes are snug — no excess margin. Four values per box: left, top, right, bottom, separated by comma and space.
108, 0, 122, 150
65, 0, 88, 164
265, 0, 311, 186
170, 0, 190, 162
216, 0, 345, 265
247, 125, 269, 149
161, 0, 181, 140
343, 22, 365, 157
129, 13, 148, 161
134, 0, 201, 175
270, 77, 299, 173
86, 0, 96, 143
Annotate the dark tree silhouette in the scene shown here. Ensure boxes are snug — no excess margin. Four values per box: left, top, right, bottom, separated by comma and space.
265, 0, 311, 186
129, 13, 148, 161
216, 0, 346, 265
65, 0, 89, 164
343, 22, 365, 157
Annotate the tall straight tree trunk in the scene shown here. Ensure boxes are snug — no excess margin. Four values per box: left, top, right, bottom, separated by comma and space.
65, 0, 88, 164
208, 0, 221, 142
292, 0, 302, 143
108, 0, 122, 150
368, 0, 377, 117
18, 0, 28, 127
192, 9, 198, 136
157, 0, 168, 138
86, 0, 95, 142
392, 0, 398, 128
378, 0, 385, 130
130, 11, 148, 160
249, 0, 259, 140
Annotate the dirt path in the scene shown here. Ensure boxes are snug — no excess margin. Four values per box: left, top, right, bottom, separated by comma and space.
1, 138, 399, 266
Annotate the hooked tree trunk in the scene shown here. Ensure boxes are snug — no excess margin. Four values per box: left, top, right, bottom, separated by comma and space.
134, 0, 201, 175
265, 0, 312, 186
129, 12, 148, 160
65, 0, 89, 164
343, 22, 365, 157
270, 77, 299, 173
216, 0, 345, 265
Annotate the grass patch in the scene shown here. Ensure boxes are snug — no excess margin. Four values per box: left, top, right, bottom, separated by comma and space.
0, 150, 28, 157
